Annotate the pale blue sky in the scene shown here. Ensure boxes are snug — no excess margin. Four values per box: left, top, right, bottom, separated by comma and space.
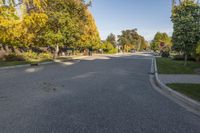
89, 0, 173, 41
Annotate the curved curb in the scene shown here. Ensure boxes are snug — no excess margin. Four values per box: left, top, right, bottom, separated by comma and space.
152, 57, 200, 117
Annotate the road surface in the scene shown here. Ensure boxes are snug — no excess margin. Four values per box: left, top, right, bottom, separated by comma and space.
0, 54, 200, 133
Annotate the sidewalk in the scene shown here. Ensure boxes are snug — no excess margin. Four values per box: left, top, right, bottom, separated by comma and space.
159, 74, 200, 84
153, 58, 200, 117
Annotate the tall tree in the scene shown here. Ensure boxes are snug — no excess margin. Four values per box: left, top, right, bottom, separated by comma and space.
42, 0, 85, 58
171, 0, 200, 65
0, 0, 101, 58
0, 6, 22, 46
80, 9, 101, 51
0, 0, 48, 48
42, 0, 100, 57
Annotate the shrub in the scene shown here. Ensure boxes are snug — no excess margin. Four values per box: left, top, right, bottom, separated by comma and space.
4, 54, 25, 61
195, 42, 200, 61
160, 45, 171, 58
173, 54, 196, 61
22, 51, 53, 61
22, 51, 38, 60
108, 48, 118, 54
38, 52, 53, 59
161, 51, 170, 58
101, 41, 117, 54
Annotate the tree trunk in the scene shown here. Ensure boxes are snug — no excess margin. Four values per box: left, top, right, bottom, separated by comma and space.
137, 39, 141, 51
53, 44, 59, 59
184, 54, 188, 66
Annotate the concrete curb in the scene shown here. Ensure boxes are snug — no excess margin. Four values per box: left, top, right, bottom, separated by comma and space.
152, 57, 200, 117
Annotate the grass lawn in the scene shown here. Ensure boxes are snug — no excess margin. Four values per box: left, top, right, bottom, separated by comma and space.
0, 61, 30, 67
0, 56, 77, 67
156, 57, 200, 74
167, 84, 200, 101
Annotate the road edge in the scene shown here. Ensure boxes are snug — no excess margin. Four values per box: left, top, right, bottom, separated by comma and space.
0, 58, 83, 70
150, 57, 200, 117
0, 54, 134, 70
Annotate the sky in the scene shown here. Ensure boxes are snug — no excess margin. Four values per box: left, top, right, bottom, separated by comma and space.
89, 0, 173, 41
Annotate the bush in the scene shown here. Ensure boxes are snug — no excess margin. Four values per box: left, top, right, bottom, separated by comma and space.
3, 51, 53, 62
172, 54, 196, 61
161, 51, 170, 58
22, 51, 38, 60
4, 54, 25, 61
101, 41, 117, 54
38, 52, 53, 59
195, 42, 200, 61
172, 55, 184, 60
108, 48, 118, 54
22, 51, 52, 60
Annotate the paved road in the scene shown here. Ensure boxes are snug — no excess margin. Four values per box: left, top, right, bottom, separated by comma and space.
0, 54, 200, 133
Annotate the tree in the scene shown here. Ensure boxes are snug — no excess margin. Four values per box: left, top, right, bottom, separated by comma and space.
139, 36, 148, 51
172, 0, 200, 7
0, 6, 22, 46
0, 1, 48, 49
41, 0, 84, 57
150, 32, 172, 51
80, 9, 101, 51
171, 0, 200, 65
22, 12, 48, 47
0, 0, 101, 59
40, 0, 100, 57
0, 0, 46, 13
118, 29, 147, 52
106, 33, 116, 47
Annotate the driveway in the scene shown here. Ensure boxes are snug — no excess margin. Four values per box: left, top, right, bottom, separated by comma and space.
0, 54, 200, 133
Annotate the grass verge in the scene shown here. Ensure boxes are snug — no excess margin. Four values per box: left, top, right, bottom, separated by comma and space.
156, 57, 200, 74
0, 61, 30, 67
167, 84, 200, 101
0, 59, 53, 67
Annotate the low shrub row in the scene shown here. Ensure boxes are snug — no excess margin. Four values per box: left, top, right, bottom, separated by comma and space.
159, 52, 200, 63
3, 51, 53, 62
4, 54, 25, 62
172, 55, 198, 62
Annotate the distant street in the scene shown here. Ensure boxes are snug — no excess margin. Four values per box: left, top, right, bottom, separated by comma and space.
0, 54, 200, 133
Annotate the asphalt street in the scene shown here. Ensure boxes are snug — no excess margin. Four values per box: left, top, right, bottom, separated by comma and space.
0, 54, 200, 133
